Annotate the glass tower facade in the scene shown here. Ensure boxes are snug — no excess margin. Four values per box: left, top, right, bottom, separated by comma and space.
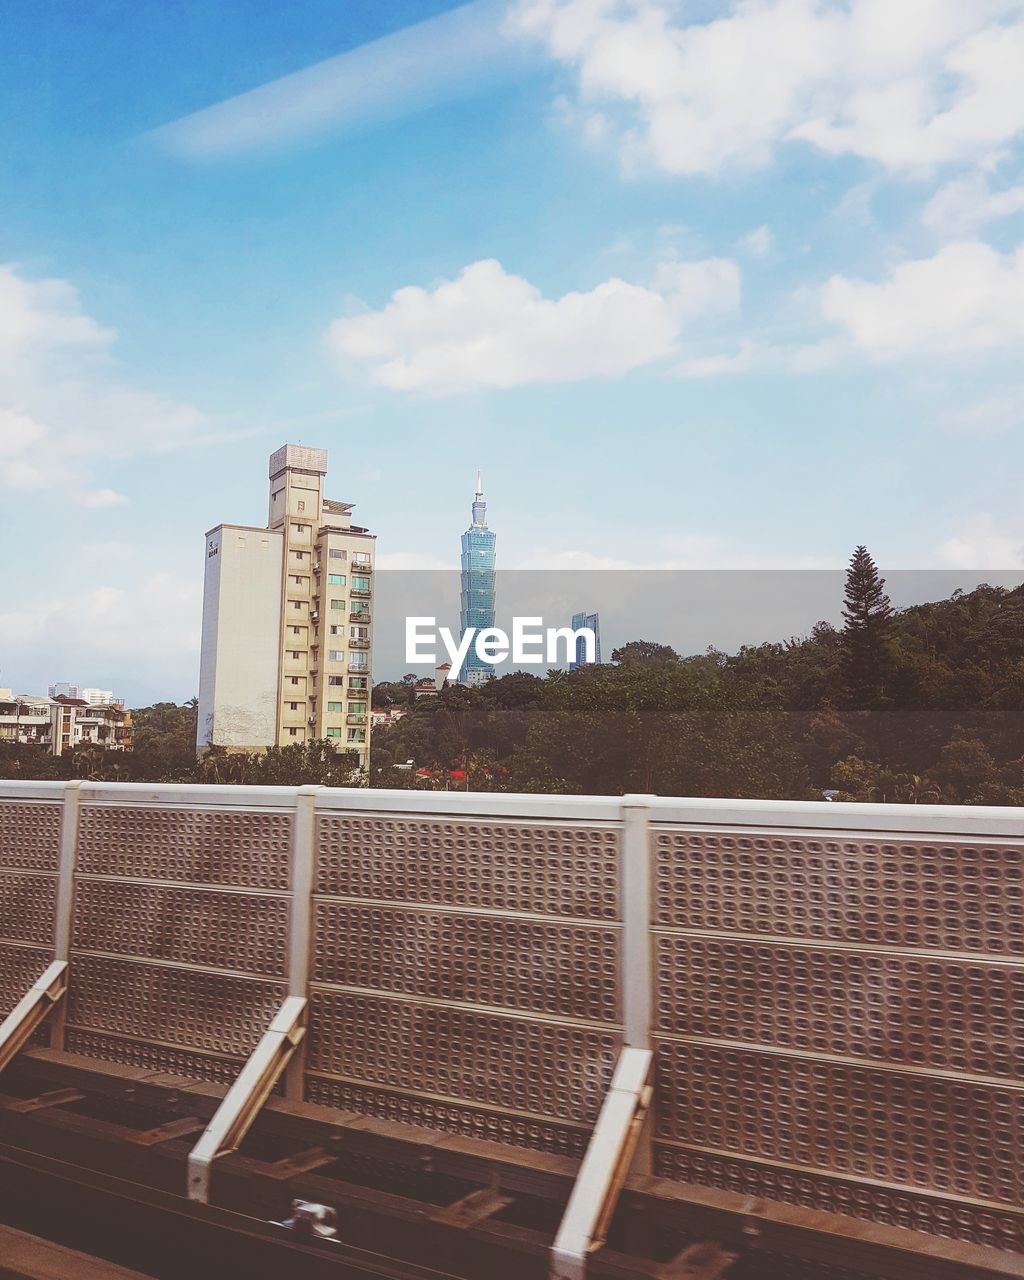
569, 611, 602, 670
460, 472, 496, 686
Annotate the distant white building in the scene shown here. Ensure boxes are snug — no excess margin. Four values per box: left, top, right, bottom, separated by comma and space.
49, 683, 116, 705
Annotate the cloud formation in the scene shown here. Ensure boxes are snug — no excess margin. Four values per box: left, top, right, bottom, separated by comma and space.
512, 0, 1024, 175
0, 262, 211, 501
923, 172, 1024, 237
328, 255, 740, 392
820, 241, 1024, 358
153, 1, 526, 159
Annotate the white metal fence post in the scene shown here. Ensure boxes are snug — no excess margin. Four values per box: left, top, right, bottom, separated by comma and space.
49, 780, 82, 1049
284, 784, 319, 1099
620, 794, 654, 1174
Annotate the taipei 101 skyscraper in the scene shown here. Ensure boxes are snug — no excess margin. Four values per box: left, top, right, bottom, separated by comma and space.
459, 472, 497, 685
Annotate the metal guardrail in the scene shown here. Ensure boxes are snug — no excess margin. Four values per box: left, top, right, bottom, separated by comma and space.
0, 781, 1021, 1260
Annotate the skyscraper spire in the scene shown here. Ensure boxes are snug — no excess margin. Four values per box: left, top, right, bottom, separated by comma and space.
471, 471, 487, 528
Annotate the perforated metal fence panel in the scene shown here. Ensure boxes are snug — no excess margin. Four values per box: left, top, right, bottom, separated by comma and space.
65, 794, 293, 1083
0, 790, 63, 1017
0, 783, 1020, 1254
648, 817, 1024, 1253
307, 808, 624, 1155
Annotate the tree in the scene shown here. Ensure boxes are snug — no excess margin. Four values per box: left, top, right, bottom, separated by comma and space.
841, 545, 893, 708
611, 640, 680, 665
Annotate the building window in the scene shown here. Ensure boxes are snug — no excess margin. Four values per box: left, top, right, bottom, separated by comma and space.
326, 727, 342, 737
349, 654, 367, 670
329, 549, 346, 560
289, 701, 298, 710
297, 500, 305, 512
328, 649, 344, 661
292, 626, 302, 635
352, 576, 370, 591
328, 676, 343, 686
347, 728, 366, 742
330, 599, 345, 610
353, 552, 370, 565
349, 677, 367, 690
288, 727, 298, 737
292, 550, 305, 560
289, 676, 299, 685
329, 625, 342, 635
350, 626, 368, 640
292, 601, 303, 610
349, 702, 366, 715
289, 650, 300, 659
327, 702, 342, 713
291, 575, 304, 585
327, 573, 346, 585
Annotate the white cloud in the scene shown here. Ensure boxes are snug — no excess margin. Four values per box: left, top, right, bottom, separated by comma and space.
820, 241, 1024, 358
0, 264, 112, 358
0, 570, 202, 698
328, 255, 740, 392
674, 340, 755, 377
739, 226, 774, 257
939, 514, 1023, 568
77, 488, 130, 509
0, 262, 213, 502
923, 171, 1024, 236
511, 0, 1024, 175
0, 407, 47, 457
153, 1, 526, 159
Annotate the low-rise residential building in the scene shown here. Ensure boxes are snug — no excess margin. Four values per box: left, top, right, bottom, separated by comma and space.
0, 693, 133, 755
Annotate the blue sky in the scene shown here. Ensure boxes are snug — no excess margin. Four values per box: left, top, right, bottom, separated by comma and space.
2, 0, 1023, 702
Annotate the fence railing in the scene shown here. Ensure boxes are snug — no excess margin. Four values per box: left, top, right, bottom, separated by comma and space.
0, 781, 1021, 1253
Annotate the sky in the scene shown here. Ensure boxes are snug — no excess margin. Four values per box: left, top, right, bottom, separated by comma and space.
1, 0, 1024, 701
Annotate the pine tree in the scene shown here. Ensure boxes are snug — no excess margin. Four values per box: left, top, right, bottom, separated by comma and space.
841, 545, 893, 707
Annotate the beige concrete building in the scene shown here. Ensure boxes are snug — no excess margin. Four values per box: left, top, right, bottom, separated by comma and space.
0, 693, 132, 755
197, 445, 374, 774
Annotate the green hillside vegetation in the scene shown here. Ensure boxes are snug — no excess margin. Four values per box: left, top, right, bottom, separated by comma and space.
372, 550, 1024, 803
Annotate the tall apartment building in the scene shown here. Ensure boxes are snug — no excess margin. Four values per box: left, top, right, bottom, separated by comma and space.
197, 445, 375, 773
568, 611, 602, 670
459, 472, 496, 686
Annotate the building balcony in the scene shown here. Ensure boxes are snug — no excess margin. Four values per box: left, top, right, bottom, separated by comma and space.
346, 714, 367, 725
348, 662, 369, 674
350, 586, 371, 598
349, 638, 370, 650
351, 560, 373, 572
349, 610, 371, 623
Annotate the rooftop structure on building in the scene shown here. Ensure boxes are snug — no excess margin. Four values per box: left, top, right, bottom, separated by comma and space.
197, 444, 375, 773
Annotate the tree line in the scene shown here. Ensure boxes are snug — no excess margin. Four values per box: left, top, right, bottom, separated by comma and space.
3, 548, 1023, 802
0, 699, 360, 787
372, 548, 1024, 804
